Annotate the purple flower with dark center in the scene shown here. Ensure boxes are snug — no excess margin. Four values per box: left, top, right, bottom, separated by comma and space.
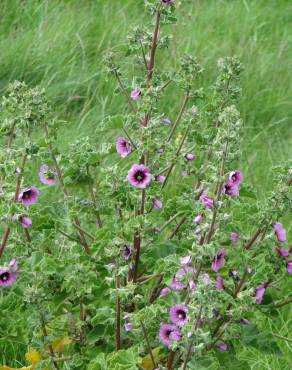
286, 261, 292, 275
200, 189, 213, 209
130, 89, 141, 100
242, 318, 250, 326
276, 247, 290, 258
124, 323, 133, 332
229, 170, 243, 185
0, 260, 18, 287
163, 118, 172, 125
19, 187, 40, 207
180, 255, 191, 265
211, 249, 226, 272
159, 324, 181, 348
127, 164, 152, 189
116, 137, 132, 158
223, 182, 239, 197
194, 214, 202, 225
215, 275, 224, 290
231, 232, 238, 242
169, 304, 189, 327
185, 153, 195, 161
39, 165, 56, 186
153, 198, 163, 209
123, 245, 132, 260
217, 342, 227, 352
273, 223, 287, 243
255, 285, 266, 304
0, 268, 17, 287
19, 216, 32, 229
161, 0, 175, 4
160, 287, 171, 297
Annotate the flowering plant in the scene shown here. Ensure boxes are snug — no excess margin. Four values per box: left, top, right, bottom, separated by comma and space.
0, 1, 291, 369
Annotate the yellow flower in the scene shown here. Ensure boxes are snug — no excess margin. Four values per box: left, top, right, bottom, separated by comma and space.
25, 349, 42, 366
52, 336, 72, 354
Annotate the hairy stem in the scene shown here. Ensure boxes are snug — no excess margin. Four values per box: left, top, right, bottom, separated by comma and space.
167, 94, 189, 142
140, 320, 157, 368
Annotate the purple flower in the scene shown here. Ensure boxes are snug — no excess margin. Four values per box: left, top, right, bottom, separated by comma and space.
19, 216, 32, 229
171, 266, 194, 290
188, 279, 196, 290
116, 137, 132, 158
255, 285, 266, 304
9, 259, 19, 272
200, 189, 213, 209
124, 323, 133, 332
223, 182, 239, 197
161, 0, 175, 4
18, 187, 40, 207
169, 304, 189, 327
153, 198, 163, 209
163, 118, 172, 125
155, 175, 166, 183
217, 342, 227, 352
159, 324, 181, 348
185, 153, 195, 161
273, 223, 287, 243
194, 214, 202, 225
39, 165, 56, 186
211, 249, 226, 272
160, 287, 171, 297
276, 247, 290, 258
231, 232, 238, 242
242, 318, 250, 326
180, 255, 191, 265
182, 169, 187, 177
0, 260, 18, 287
127, 164, 152, 189
130, 89, 141, 100
286, 261, 292, 275
229, 170, 243, 185
202, 273, 210, 283
215, 275, 224, 290
123, 245, 132, 260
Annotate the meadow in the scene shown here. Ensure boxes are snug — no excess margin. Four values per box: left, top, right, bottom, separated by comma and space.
0, 0, 291, 369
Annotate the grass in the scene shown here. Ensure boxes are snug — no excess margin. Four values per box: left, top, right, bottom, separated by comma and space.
0, 0, 291, 368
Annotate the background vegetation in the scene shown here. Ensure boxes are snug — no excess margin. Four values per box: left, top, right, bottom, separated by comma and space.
0, 0, 291, 368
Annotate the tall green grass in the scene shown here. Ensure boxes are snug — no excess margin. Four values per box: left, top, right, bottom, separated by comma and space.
0, 0, 291, 368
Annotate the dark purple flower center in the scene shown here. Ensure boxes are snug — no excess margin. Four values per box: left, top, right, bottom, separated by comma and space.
225, 184, 232, 194
178, 310, 186, 320
135, 171, 145, 182
166, 329, 172, 337
23, 190, 32, 199
0, 272, 10, 281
